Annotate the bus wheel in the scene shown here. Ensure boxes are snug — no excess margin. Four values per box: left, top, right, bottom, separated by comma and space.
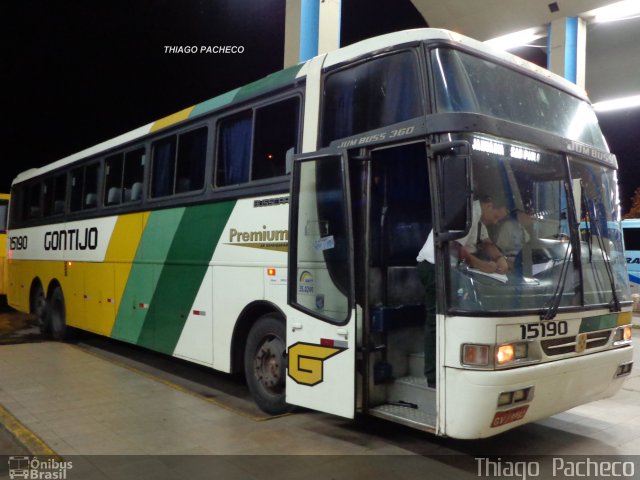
46, 286, 69, 341
244, 314, 291, 415
30, 282, 47, 333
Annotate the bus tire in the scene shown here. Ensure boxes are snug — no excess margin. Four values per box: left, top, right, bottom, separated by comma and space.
45, 286, 70, 341
244, 314, 291, 415
30, 282, 47, 333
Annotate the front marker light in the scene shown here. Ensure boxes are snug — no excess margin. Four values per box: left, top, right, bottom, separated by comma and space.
496, 342, 529, 366
496, 344, 515, 364
462, 344, 490, 366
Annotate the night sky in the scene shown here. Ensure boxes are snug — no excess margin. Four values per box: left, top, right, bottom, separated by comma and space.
5, 0, 638, 213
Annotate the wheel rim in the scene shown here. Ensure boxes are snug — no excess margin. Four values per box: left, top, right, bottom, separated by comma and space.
254, 335, 285, 394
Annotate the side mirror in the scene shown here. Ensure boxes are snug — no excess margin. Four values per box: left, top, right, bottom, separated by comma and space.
430, 140, 472, 244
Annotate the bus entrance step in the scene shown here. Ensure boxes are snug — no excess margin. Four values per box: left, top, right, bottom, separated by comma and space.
369, 403, 436, 432
388, 376, 436, 414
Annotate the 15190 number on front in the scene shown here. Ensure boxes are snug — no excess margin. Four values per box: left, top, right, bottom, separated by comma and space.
520, 321, 568, 340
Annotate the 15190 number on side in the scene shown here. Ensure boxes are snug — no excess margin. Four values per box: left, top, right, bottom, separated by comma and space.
520, 321, 568, 340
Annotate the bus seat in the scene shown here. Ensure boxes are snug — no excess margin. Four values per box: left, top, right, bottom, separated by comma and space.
85, 193, 97, 208
54, 200, 65, 214
131, 182, 142, 200
107, 187, 121, 205
176, 178, 190, 193
371, 303, 424, 333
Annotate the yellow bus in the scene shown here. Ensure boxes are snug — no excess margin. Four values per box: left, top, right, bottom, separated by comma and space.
0, 193, 9, 296
7, 29, 633, 438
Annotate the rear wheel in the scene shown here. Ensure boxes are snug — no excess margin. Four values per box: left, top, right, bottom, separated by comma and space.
244, 314, 291, 415
45, 286, 70, 341
30, 282, 47, 334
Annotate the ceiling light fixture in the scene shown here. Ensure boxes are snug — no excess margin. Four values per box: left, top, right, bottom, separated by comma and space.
588, 0, 640, 23
484, 28, 546, 51
593, 94, 640, 112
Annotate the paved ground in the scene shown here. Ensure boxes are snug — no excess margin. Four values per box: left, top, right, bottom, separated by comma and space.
1, 305, 639, 479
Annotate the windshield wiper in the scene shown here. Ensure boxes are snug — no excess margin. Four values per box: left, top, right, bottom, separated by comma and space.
540, 239, 573, 320
541, 179, 579, 321
585, 196, 621, 312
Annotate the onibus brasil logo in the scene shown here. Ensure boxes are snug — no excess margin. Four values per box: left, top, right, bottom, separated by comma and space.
8, 456, 73, 479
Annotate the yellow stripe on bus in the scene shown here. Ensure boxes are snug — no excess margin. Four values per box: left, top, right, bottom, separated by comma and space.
150, 106, 195, 132
96, 212, 150, 336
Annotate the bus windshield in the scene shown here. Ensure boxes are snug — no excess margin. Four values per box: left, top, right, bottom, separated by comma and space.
447, 134, 630, 314
430, 48, 608, 150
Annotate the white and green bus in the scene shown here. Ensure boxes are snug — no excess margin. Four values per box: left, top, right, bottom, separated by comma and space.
7, 29, 633, 439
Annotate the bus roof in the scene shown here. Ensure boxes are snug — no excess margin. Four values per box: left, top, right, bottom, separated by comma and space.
13, 28, 589, 186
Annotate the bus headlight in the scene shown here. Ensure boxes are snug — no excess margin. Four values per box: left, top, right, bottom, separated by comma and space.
613, 326, 632, 345
462, 342, 535, 369
496, 342, 528, 366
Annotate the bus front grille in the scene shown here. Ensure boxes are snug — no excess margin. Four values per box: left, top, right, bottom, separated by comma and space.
541, 330, 612, 356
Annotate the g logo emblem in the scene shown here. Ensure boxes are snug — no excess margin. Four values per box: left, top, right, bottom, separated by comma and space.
288, 342, 346, 386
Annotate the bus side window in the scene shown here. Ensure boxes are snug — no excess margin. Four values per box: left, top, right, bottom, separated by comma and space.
176, 127, 207, 193
321, 50, 423, 146
123, 148, 145, 202
151, 136, 177, 198
83, 163, 100, 210
70, 167, 83, 212
216, 111, 252, 187
23, 182, 42, 220
252, 97, 299, 180
0, 199, 7, 233
43, 173, 66, 216
104, 153, 124, 206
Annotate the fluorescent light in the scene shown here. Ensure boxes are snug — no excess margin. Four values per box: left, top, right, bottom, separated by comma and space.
593, 94, 640, 112
589, 0, 640, 23
484, 28, 545, 51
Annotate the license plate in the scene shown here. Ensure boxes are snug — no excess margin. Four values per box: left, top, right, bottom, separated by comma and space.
491, 405, 529, 428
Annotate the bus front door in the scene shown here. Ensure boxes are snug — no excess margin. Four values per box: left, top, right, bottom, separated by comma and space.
286, 153, 357, 418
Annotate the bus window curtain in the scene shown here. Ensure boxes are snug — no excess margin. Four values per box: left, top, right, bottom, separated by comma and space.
378, 53, 422, 127
189, 129, 207, 190
152, 138, 176, 197
322, 74, 355, 146
219, 115, 251, 185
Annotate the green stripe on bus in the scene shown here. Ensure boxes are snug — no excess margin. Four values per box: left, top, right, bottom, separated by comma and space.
190, 88, 240, 118
111, 208, 186, 343
579, 313, 618, 333
233, 64, 303, 104
137, 201, 236, 354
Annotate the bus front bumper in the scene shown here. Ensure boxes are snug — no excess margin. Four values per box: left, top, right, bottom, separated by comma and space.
443, 345, 633, 439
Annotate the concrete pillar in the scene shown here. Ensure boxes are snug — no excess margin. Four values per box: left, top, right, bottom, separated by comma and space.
284, 0, 341, 67
318, 0, 341, 56
284, 0, 301, 68
547, 16, 587, 88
